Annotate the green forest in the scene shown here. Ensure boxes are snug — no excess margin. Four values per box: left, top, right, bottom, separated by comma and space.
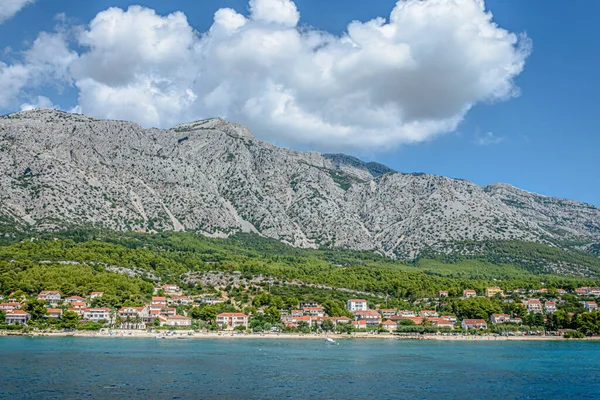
1, 229, 598, 302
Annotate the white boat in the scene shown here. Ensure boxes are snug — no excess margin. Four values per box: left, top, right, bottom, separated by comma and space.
325, 337, 336, 344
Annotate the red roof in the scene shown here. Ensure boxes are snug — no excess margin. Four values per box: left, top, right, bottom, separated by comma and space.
152, 297, 166, 301
463, 319, 487, 324
348, 299, 367, 302
9, 310, 30, 315
382, 320, 397, 325
168, 315, 190, 320
217, 313, 247, 317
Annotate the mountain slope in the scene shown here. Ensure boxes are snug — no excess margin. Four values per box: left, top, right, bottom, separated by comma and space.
1, 109, 599, 259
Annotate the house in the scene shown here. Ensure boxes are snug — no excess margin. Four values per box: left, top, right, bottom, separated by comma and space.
70, 301, 87, 310
419, 310, 438, 318
463, 290, 477, 298
346, 299, 368, 312
526, 299, 543, 314
83, 308, 111, 322
151, 296, 167, 306
161, 284, 181, 295
303, 307, 325, 317
576, 287, 589, 296
509, 317, 522, 324
64, 296, 87, 305
164, 315, 192, 327
200, 297, 224, 305
118, 306, 148, 319
300, 302, 320, 309
398, 310, 416, 318
331, 316, 352, 325
378, 309, 396, 318
354, 310, 382, 326
438, 291, 449, 297
0, 302, 22, 311
90, 292, 104, 300
440, 315, 457, 323
491, 314, 509, 324
352, 320, 367, 329
381, 320, 397, 332
37, 291, 61, 304
168, 296, 192, 306
46, 308, 63, 319
5, 310, 31, 325
544, 301, 557, 313
589, 288, 600, 296
583, 301, 598, 311
461, 319, 488, 330
291, 309, 304, 317
556, 288, 567, 295
432, 319, 454, 329
485, 287, 504, 297
217, 313, 248, 330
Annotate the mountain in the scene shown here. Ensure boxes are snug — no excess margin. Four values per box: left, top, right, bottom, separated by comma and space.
1, 109, 599, 259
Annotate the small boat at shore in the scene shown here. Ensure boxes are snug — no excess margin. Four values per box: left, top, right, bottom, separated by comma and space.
325, 337, 337, 345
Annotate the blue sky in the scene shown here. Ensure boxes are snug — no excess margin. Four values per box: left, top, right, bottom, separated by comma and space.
1, 0, 599, 206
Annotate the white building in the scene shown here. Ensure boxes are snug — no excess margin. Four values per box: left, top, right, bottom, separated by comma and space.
216, 313, 248, 330
83, 308, 111, 322
346, 299, 368, 312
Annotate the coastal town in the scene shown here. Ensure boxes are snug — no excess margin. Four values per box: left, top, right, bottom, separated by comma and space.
2, 283, 599, 338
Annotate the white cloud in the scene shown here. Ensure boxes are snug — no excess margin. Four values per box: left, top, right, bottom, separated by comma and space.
475, 131, 505, 146
0, 0, 531, 151
0, 0, 34, 24
20, 95, 57, 111
0, 31, 75, 108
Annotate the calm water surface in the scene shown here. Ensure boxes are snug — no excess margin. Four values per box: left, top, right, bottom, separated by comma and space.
1, 337, 599, 399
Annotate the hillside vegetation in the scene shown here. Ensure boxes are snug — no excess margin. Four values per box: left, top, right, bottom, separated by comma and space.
1, 230, 598, 302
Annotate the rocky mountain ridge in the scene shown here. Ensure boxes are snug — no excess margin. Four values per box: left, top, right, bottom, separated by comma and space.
1, 109, 599, 259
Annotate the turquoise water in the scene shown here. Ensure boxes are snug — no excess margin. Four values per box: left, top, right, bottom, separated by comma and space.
1, 338, 599, 399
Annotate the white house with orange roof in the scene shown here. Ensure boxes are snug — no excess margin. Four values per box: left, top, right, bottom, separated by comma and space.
83, 308, 111, 322
381, 320, 397, 332
160, 284, 182, 295
217, 313, 248, 330
584, 301, 598, 311
164, 315, 191, 327
378, 309, 396, 318
346, 299, 368, 312
461, 319, 487, 330
491, 314, 509, 324
90, 292, 104, 300
462, 290, 477, 298
0, 302, 22, 312
418, 310, 438, 318
302, 306, 325, 317
37, 291, 61, 304
151, 296, 167, 306
5, 310, 31, 325
46, 308, 63, 319
354, 310, 382, 326
526, 299, 543, 313
64, 296, 87, 305
544, 301, 557, 313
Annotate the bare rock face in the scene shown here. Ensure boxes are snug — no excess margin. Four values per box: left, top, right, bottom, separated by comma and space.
1, 109, 599, 258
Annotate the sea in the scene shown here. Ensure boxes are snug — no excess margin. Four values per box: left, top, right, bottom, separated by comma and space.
1, 337, 599, 399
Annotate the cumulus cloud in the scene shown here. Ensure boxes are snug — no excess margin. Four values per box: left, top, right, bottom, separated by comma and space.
0, 0, 34, 23
0, 0, 531, 151
475, 131, 505, 146
20, 95, 57, 111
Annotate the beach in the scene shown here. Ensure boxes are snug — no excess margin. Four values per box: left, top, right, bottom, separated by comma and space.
1, 329, 596, 341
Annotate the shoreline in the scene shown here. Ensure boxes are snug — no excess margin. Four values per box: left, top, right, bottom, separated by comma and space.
1, 330, 598, 341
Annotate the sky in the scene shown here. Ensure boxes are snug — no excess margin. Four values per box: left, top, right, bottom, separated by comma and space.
0, 0, 599, 206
